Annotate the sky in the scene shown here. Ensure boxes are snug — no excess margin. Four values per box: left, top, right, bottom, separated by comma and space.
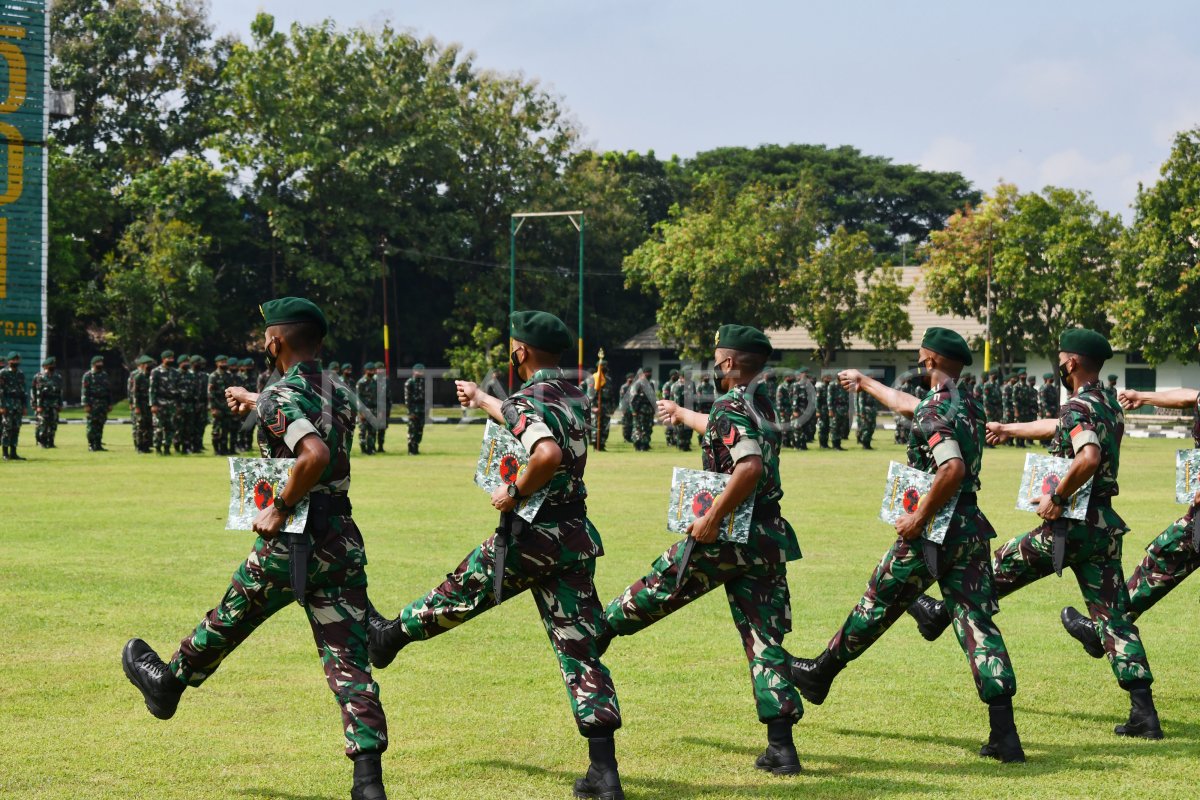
206, 1, 1200, 217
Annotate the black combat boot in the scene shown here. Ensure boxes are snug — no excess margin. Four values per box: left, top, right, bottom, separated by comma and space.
787, 650, 843, 705
573, 734, 624, 800
366, 605, 410, 670
2, 445, 9, 460
907, 595, 951, 641
979, 695, 1025, 763
1115, 683, 1164, 739
9, 446, 24, 460
121, 638, 185, 720
350, 752, 387, 800
1060, 606, 1104, 659
755, 719, 802, 775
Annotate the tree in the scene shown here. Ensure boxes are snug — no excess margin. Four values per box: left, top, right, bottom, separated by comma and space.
921, 183, 1121, 367
623, 180, 820, 360
91, 215, 216, 363
445, 323, 507, 382
794, 227, 913, 365
1113, 128, 1200, 365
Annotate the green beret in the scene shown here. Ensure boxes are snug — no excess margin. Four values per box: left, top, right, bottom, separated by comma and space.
161, 350, 174, 360
136, 355, 153, 366
327, 361, 340, 371
920, 327, 973, 366
1108, 374, 1118, 381
1016, 367, 1026, 375
799, 367, 810, 374
714, 324, 772, 356
641, 367, 652, 375
90, 355, 104, 366
177, 354, 190, 363
510, 310, 573, 354
341, 363, 354, 372
413, 363, 425, 370
1059, 328, 1113, 361
260, 296, 329, 337
1043, 372, 1053, 379
5, 351, 17, 360
625, 372, 635, 380
243, 358, 256, 367
192, 356, 206, 366
669, 369, 680, 378
213, 354, 226, 363
42, 356, 55, 367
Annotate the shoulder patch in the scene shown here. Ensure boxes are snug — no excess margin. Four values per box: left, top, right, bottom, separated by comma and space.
1070, 423, 1084, 438
267, 408, 287, 437
929, 431, 943, 447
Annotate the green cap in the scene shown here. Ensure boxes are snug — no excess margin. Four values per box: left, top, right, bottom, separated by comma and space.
413, 362, 425, 370
260, 296, 329, 337
714, 324, 773, 356
920, 327, 973, 366
215, 354, 228, 363
1043, 372, 1053, 379
510, 310, 573, 354
136, 355, 153, 366
42, 356, 55, 367
161, 350, 174, 360
1059, 328, 1113, 361
327, 361, 340, 371
90, 355, 104, 366
1108, 374, 1118, 381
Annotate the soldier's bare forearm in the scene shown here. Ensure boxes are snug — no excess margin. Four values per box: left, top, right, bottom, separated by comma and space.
1001, 418, 1058, 439
676, 407, 708, 434
1130, 388, 1198, 409
915, 458, 965, 527
709, 456, 762, 521
1057, 443, 1100, 499
858, 374, 918, 418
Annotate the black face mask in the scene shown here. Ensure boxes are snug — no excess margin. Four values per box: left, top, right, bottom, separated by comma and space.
914, 366, 933, 390
1058, 361, 1072, 391
510, 348, 523, 371
265, 340, 280, 371
713, 359, 728, 385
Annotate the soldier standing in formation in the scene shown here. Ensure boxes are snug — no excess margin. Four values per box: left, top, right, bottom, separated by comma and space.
257, 359, 272, 393
909, 328, 1163, 740
207, 355, 233, 455
694, 372, 716, 414
190, 356, 209, 453
369, 311, 623, 800
671, 369, 694, 452
829, 374, 850, 451
1001, 373, 1018, 446
0, 351, 27, 460
374, 362, 390, 453
149, 351, 179, 455
776, 372, 794, 449
176, 355, 197, 453
855, 386, 877, 450
238, 359, 257, 451
404, 363, 425, 455
1012, 369, 1035, 448
586, 360, 614, 451
794, 367, 815, 449
816, 372, 831, 448
1061, 369, 1200, 673
662, 369, 679, 448
356, 363, 378, 455
1103, 374, 1119, 407
82, 355, 113, 452
630, 367, 656, 451
618, 372, 635, 444
982, 371, 1003, 446
606, 324, 805, 776
32, 356, 64, 448
123, 298, 390, 800
1039, 372, 1060, 420
788, 328, 1024, 762
128, 356, 153, 453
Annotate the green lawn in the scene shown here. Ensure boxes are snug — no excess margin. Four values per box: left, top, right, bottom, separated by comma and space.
2, 423, 1197, 799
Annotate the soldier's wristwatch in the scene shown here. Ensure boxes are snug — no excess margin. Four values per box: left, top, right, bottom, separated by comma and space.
274, 495, 295, 515
506, 483, 524, 501
1050, 492, 1066, 507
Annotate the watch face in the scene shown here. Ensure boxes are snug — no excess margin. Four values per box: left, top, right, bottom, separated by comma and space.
507, 484, 519, 499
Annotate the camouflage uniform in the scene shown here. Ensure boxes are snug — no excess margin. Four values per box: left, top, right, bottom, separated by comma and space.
604, 381, 803, 724
0, 359, 26, 454
207, 361, 234, 455
149, 359, 180, 454
356, 368, 378, 455
167, 360, 387, 757
816, 378, 831, 448
189, 358, 209, 453
176, 360, 198, 453
829, 381, 850, 449
618, 376, 635, 443
585, 367, 615, 451
672, 374, 694, 451
855, 389, 877, 449
694, 376, 716, 415
32, 364, 64, 447
128, 359, 153, 453
1103, 377, 1119, 407
237, 361, 257, 451
376, 368, 620, 734
373, 367, 390, 452
662, 374, 678, 447
826, 380, 1017, 702
1038, 377, 1060, 419
776, 376, 794, 449
983, 374, 1003, 425
984, 381, 1152, 688
404, 370, 425, 455
1014, 375, 1038, 448
81, 364, 113, 451
630, 373, 656, 451
793, 374, 815, 448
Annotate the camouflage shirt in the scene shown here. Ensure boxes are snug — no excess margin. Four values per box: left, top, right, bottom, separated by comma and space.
404, 375, 424, 416
256, 360, 353, 496
501, 368, 602, 562
1050, 380, 1124, 500
81, 370, 112, 407
1193, 391, 1200, 448
148, 365, 179, 406
701, 382, 801, 562
128, 369, 150, 408
32, 370, 64, 409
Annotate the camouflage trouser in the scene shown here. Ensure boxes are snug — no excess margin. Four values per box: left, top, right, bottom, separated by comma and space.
391, 536, 621, 734
594, 412, 610, 450
132, 407, 152, 450
665, 417, 677, 446
828, 535, 1016, 701
190, 406, 207, 452
856, 412, 876, 448
1, 407, 23, 446
374, 416, 388, 451
152, 405, 177, 451
993, 517, 1153, 687
632, 410, 653, 449
175, 404, 193, 451
86, 408, 108, 448
1125, 510, 1200, 621
358, 416, 376, 455
894, 416, 911, 445
36, 407, 59, 445
621, 410, 633, 442
603, 539, 802, 723
168, 520, 387, 757
210, 412, 230, 453
800, 415, 816, 446
676, 423, 692, 451
407, 413, 424, 450
833, 412, 849, 446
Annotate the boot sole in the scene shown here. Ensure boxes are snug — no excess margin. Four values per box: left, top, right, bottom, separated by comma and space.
755, 762, 803, 776
573, 791, 624, 800
1060, 608, 1105, 659
121, 640, 178, 721
1115, 726, 1164, 740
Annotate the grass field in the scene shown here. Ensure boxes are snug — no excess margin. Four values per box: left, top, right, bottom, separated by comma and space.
2, 421, 1198, 800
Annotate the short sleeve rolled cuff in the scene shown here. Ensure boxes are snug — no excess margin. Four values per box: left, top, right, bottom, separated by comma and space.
519, 420, 555, 453
931, 438, 964, 466
729, 436, 762, 464
284, 418, 319, 452
1070, 428, 1101, 452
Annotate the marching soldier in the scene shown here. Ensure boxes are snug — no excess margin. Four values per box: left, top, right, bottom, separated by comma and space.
150, 351, 180, 455
404, 363, 425, 455
123, 298, 390, 800
0, 351, 27, 460
776, 373, 794, 449
129, 356, 154, 453
604, 324, 805, 776
787, 328, 1024, 763
368, 311, 623, 799
631, 367, 656, 451
619, 372, 636, 444
356, 363, 378, 455
82, 355, 114, 452
32, 356, 64, 448
793, 368, 815, 449
374, 362, 391, 453
1103, 373, 1119, 406
816, 372, 831, 448
855, 387, 877, 450
829, 375, 850, 451
909, 328, 1163, 740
